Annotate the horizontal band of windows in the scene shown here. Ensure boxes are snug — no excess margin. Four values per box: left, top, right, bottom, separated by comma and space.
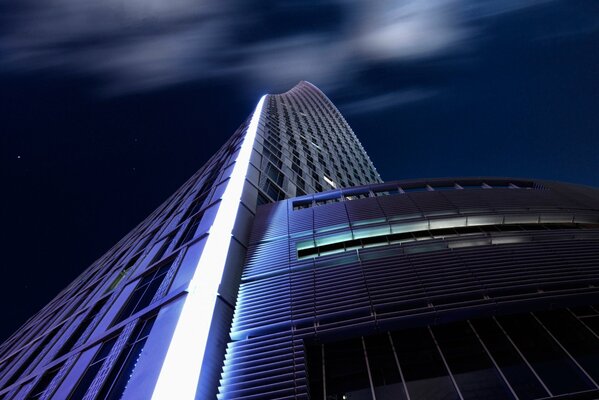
292, 180, 540, 210
297, 222, 599, 260
297, 213, 599, 252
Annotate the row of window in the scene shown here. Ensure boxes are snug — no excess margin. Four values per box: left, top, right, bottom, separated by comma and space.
297, 222, 599, 259
307, 308, 599, 399
293, 181, 539, 210
266, 91, 379, 194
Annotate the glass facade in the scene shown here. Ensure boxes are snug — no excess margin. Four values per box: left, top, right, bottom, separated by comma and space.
306, 309, 599, 400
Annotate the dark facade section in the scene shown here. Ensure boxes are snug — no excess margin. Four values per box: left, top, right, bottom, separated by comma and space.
219, 178, 599, 399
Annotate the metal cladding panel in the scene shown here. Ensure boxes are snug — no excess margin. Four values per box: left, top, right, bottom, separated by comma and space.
219, 178, 599, 399
442, 189, 492, 210
345, 197, 385, 222
377, 193, 421, 217
406, 191, 455, 214
287, 208, 314, 235
313, 202, 349, 230
242, 240, 290, 280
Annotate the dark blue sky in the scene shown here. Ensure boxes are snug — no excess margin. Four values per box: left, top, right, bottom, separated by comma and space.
1, 0, 598, 341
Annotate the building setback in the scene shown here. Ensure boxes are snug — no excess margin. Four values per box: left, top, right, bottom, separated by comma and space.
1, 82, 599, 400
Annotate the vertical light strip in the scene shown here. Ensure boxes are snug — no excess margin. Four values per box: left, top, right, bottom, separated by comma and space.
152, 95, 266, 400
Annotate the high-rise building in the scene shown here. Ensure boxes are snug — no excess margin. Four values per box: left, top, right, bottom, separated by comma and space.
0, 81, 380, 400
2, 82, 599, 400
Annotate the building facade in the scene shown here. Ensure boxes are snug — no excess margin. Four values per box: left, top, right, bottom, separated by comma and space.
220, 178, 599, 399
2, 83, 599, 400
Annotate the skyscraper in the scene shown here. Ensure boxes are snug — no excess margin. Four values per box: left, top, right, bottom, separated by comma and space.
0, 81, 380, 400
2, 82, 599, 400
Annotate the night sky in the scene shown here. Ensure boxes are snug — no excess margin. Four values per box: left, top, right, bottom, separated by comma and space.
1, 0, 598, 342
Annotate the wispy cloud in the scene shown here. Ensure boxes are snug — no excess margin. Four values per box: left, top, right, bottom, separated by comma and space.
0, 0, 560, 101
340, 89, 437, 115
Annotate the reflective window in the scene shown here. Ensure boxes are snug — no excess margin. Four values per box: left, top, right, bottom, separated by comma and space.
323, 338, 372, 400
54, 298, 108, 360
392, 328, 460, 400
25, 362, 63, 399
68, 336, 118, 400
306, 343, 325, 399
97, 316, 156, 399
364, 334, 407, 400
3, 327, 60, 388
433, 322, 513, 399
536, 310, 599, 384
175, 209, 205, 248
497, 314, 594, 395
470, 318, 549, 400
113, 261, 172, 325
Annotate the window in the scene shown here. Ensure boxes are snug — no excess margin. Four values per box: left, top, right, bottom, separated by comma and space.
3, 327, 60, 388
150, 234, 174, 265
265, 162, 285, 187
364, 334, 407, 400
263, 179, 285, 202
535, 310, 599, 384
26, 362, 64, 400
96, 316, 156, 399
393, 328, 460, 400
496, 314, 593, 395
112, 261, 173, 325
175, 209, 205, 248
470, 318, 549, 399
106, 267, 132, 293
432, 322, 512, 399
181, 190, 209, 222
54, 298, 108, 360
68, 336, 119, 400
323, 338, 373, 399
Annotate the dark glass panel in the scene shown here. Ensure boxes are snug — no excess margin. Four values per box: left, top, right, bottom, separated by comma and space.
364, 334, 407, 400
433, 322, 514, 399
306, 343, 325, 400
471, 318, 548, 400
324, 338, 372, 400
99, 317, 156, 400
580, 316, 599, 337
26, 362, 63, 400
68, 362, 102, 400
392, 328, 460, 400
68, 336, 118, 400
3, 327, 60, 387
54, 298, 108, 359
537, 310, 599, 383
497, 314, 594, 395
113, 262, 173, 325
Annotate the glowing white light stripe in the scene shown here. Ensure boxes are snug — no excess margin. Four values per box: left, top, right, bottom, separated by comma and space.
152, 95, 266, 400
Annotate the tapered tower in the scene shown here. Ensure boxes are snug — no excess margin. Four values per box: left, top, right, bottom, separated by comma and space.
0, 82, 379, 400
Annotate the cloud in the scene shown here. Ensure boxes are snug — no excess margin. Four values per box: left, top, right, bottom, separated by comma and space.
349, 0, 469, 62
0, 0, 559, 100
340, 89, 437, 115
